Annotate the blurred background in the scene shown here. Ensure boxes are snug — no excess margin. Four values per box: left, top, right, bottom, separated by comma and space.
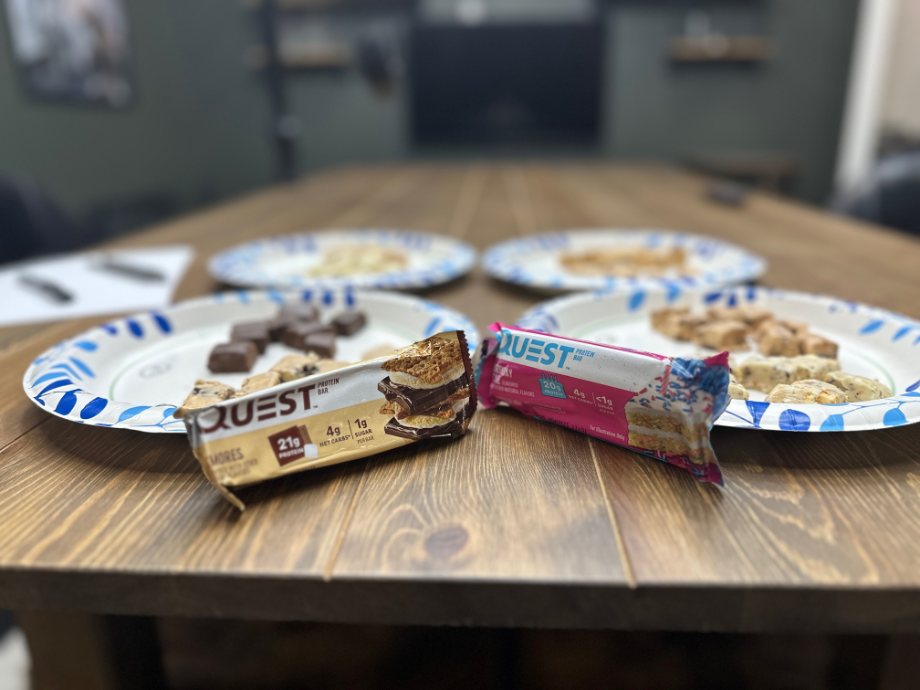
2, 0, 919, 266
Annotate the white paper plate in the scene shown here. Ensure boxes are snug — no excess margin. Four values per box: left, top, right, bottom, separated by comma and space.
209, 229, 476, 290
483, 229, 766, 294
517, 286, 920, 432
23, 289, 479, 434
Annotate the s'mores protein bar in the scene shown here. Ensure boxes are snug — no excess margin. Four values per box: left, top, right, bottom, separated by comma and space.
477, 323, 729, 484
185, 331, 476, 509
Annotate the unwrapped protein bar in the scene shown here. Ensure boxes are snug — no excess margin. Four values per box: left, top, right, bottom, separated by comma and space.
477, 323, 729, 484
186, 331, 476, 508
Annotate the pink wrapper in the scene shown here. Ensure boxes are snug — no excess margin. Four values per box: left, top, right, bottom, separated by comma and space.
477, 323, 730, 484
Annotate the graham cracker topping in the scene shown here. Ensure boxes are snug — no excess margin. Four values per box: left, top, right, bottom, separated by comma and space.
382, 334, 463, 385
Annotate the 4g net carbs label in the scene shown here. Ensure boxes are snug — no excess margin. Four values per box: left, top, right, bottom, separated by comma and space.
186, 332, 476, 509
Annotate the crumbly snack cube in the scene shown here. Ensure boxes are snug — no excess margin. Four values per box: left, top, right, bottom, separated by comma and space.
799, 333, 838, 358
823, 371, 892, 401
791, 354, 840, 381
775, 319, 810, 336
234, 371, 282, 397
766, 379, 847, 404
735, 305, 773, 326
651, 307, 689, 332
270, 353, 320, 382
176, 379, 235, 418
756, 323, 800, 357
738, 356, 799, 392
659, 313, 708, 341
728, 373, 749, 400
693, 320, 748, 351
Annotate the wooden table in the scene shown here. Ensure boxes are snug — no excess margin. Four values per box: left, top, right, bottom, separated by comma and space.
2, 165, 920, 662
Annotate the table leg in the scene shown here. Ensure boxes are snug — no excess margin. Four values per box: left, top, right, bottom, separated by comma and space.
15, 612, 166, 690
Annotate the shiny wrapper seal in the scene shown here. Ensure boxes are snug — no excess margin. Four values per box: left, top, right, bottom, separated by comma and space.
476, 323, 729, 484
186, 331, 476, 509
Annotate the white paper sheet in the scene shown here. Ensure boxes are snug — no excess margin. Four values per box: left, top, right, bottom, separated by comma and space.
1, 245, 194, 327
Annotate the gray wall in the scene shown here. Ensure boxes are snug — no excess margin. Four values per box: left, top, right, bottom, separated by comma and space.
0, 0, 859, 227
0, 1, 273, 223
604, 0, 859, 202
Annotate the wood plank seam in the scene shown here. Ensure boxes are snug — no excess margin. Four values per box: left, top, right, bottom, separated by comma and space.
589, 440, 637, 588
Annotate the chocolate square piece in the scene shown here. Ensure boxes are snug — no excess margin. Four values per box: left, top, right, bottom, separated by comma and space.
208, 341, 258, 373
279, 303, 320, 323
303, 332, 337, 358
266, 317, 292, 342
330, 311, 367, 336
230, 321, 270, 353
282, 322, 336, 350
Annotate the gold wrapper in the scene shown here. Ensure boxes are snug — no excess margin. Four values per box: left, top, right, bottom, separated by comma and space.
185, 331, 476, 509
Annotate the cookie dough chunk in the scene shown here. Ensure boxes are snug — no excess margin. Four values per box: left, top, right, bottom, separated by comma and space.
270, 353, 320, 382
799, 333, 839, 358
208, 342, 258, 373
176, 379, 235, 418
737, 356, 799, 393
728, 373, 749, 400
651, 307, 689, 332
234, 371, 282, 397
693, 320, 748, 351
755, 322, 800, 357
791, 354, 840, 381
766, 379, 847, 404
823, 371, 892, 401
316, 359, 351, 373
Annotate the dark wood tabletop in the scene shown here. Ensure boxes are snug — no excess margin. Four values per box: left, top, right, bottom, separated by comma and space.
2, 164, 919, 634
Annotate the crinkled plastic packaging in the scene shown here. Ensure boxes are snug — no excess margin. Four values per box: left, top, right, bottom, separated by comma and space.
477, 323, 729, 484
186, 331, 476, 509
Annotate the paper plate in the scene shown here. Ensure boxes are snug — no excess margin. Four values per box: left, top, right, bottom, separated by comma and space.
483, 229, 766, 294
517, 286, 920, 432
209, 229, 476, 290
23, 289, 479, 434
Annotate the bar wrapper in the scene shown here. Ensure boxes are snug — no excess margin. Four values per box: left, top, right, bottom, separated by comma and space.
185, 331, 476, 509
476, 323, 730, 484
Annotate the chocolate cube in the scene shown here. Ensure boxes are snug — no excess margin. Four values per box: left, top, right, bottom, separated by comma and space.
330, 311, 367, 336
303, 332, 336, 358
282, 322, 336, 350
208, 341, 258, 373
266, 317, 291, 342
230, 321, 270, 353
279, 303, 320, 323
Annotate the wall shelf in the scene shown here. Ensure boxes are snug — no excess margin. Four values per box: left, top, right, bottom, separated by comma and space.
669, 36, 769, 64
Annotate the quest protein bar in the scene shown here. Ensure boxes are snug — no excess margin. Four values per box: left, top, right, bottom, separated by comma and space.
476, 323, 730, 484
185, 331, 476, 508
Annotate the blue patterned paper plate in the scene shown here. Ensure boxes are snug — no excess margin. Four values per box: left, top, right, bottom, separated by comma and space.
209, 229, 476, 290
483, 229, 766, 294
23, 289, 479, 434
517, 286, 920, 432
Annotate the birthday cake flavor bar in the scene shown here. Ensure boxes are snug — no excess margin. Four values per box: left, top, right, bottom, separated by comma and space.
477, 323, 730, 484
185, 331, 476, 509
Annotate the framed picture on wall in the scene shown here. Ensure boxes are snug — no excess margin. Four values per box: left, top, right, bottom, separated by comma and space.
3, 0, 132, 107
